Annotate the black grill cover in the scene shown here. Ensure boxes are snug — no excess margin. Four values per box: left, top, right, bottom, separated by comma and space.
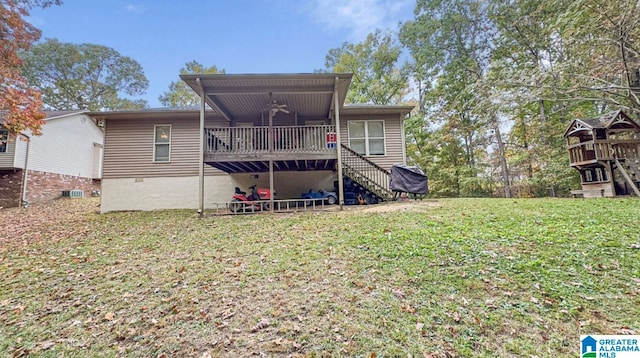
390, 164, 428, 195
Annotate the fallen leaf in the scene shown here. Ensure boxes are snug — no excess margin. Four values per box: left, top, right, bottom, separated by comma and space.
620, 327, 637, 335
13, 304, 27, 314
41, 341, 55, 350
416, 322, 424, 331
104, 312, 115, 321
393, 289, 405, 299
401, 305, 416, 314
529, 297, 539, 304
485, 298, 497, 308
370, 353, 377, 358
250, 318, 270, 332
424, 353, 435, 358
453, 311, 460, 322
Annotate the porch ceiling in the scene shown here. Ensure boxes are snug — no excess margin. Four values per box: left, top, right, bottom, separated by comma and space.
180, 73, 352, 120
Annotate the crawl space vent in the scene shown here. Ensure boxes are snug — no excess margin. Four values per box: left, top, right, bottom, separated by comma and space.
62, 190, 84, 198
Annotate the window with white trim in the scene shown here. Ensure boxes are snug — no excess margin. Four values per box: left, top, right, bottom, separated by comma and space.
154, 125, 171, 162
348, 120, 385, 156
0, 129, 7, 153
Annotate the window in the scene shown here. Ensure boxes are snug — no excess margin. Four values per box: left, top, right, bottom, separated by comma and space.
582, 167, 607, 183
348, 120, 385, 156
584, 170, 593, 182
154, 125, 171, 162
0, 129, 7, 153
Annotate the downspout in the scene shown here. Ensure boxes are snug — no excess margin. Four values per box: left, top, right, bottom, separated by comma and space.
197, 77, 205, 217
19, 133, 30, 207
334, 77, 344, 209
401, 112, 407, 165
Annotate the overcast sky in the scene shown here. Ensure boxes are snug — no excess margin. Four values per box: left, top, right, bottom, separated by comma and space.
29, 0, 415, 108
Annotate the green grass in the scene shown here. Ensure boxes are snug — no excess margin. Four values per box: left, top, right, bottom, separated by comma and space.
1, 198, 639, 357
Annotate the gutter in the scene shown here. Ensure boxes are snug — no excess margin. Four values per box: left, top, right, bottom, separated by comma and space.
18, 133, 30, 207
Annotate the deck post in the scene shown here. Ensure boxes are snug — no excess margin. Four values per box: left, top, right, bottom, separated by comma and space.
197, 77, 205, 217
269, 160, 274, 212
334, 77, 344, 209
269, 93, 274, 212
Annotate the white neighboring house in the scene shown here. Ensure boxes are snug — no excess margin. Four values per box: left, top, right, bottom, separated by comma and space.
0, 110, 104, 208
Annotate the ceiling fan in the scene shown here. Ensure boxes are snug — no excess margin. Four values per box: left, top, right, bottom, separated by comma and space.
263, 100, 290, 115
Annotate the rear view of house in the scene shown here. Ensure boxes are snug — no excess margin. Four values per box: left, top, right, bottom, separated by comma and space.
94, 73, 413, 213
0, 111, 104, 208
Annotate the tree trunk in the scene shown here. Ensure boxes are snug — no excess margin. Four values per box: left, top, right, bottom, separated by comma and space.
493, 122, 511, 198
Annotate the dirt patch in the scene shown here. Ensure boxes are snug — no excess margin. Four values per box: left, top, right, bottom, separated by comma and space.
351, 199, 440, 213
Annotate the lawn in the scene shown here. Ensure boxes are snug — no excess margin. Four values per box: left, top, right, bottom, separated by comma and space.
1, 198, 639, 357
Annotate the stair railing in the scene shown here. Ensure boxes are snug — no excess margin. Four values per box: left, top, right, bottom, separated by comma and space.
340, 144, 393, 200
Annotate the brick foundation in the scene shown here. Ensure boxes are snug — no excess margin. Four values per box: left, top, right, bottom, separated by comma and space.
25, 170, 101, 204
0, 170, 24, 208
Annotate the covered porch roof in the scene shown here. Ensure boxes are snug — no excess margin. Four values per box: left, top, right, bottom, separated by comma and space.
180, 73, 353, 122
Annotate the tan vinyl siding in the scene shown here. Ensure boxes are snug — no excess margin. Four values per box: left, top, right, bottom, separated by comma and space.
0, 135, 17, 169
339, 114, 405, 171
103, 117, 227, 179
0, 131, 27, 169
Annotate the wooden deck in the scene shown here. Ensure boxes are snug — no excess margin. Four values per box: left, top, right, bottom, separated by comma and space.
567, 139, 640, 166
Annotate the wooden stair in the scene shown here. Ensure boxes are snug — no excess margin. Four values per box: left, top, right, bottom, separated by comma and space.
341, 144, 393, 201
207, 133, 230, 151
615, 158, 640, 197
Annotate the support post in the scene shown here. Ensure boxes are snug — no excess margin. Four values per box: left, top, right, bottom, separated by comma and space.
197, 77, 205, 217
268, 92, 274, 212
269, 160, 274, 212
334, 77, 344, 209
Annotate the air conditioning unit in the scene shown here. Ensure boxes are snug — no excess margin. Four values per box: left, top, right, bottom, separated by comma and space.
62, 190, 84, 198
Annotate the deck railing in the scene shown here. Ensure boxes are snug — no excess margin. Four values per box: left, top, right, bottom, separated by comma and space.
567, 139, 640, 164
205, 125, 337, 155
